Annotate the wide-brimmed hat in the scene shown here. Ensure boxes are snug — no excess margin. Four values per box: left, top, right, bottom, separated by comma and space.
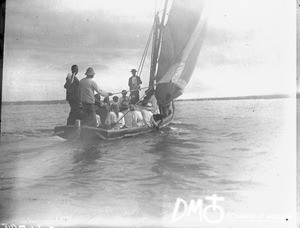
130, 69, 137, 73
85, 67, 95, 76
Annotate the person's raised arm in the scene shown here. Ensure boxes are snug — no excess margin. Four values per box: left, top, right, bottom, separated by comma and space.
64, 73, 72, 89
92, 81, 112, 97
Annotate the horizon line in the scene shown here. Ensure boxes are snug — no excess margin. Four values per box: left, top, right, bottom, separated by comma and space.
1, 94, 293, 105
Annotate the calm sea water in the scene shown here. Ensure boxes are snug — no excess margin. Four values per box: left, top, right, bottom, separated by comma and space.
0, 99, 296, 227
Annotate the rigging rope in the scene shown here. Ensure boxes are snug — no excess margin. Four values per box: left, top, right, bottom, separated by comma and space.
110, 84, 157, 96
154, 0, 158, 19
137, 20, 155, 77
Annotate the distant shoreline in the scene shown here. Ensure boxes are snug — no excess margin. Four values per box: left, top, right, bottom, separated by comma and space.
1, 94, 292, 106
176, 94, 292, 102
2, 100, 68, 106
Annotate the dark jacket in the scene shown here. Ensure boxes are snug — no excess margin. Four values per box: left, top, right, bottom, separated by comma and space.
64, 75, 80, 102
128, 76, 142, 90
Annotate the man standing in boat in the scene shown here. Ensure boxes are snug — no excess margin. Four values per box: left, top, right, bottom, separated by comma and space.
79, 67, 112, 127
128, 69, 142, 104
64, 64, 81, 125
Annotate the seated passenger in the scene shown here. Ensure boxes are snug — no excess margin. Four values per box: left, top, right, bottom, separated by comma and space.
112, 96, 119, 107
120, 101, 138, 128
148, 95, 159, 114
130, 104, 144, 127
119, 90, 131, 106
120, 100, 129, 112
94, 94, 102, 108
105, 104, 125, 130
141, 103, 158, 127
94, 95, 109, 126
96, 114, 101, 127
142, 88, 159, 114
129, 94, 138, 105
94, 94, 102, 115
103, 96, 110, 108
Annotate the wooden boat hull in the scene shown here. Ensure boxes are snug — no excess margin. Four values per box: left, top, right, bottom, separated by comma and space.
54, 108, 174, 141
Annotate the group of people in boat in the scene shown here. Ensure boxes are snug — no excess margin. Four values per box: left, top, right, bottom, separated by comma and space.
64, 64, 160, 130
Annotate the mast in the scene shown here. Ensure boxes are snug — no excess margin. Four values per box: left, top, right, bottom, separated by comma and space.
149, 0, 170, 88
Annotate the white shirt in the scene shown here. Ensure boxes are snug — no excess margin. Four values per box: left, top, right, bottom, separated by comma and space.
79, 77, 108, 104
96, 114, 101, 127
131, 76, 139, 89
122, 111, 137, 128
105, 112, 125, 129
141, 109, 154, 127
148, 95, 160, 114
132, 110, 144, 126
133, 76, 137, 85
67, 73, 75, 83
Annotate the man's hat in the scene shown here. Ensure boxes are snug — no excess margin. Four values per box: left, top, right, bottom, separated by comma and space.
85, 67, 95, 76
130, 69, 137, 73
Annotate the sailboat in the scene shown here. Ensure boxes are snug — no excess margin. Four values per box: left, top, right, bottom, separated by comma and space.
54, 0, 206, 141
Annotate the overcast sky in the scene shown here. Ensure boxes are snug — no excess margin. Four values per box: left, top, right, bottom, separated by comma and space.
2, 0, 295, 101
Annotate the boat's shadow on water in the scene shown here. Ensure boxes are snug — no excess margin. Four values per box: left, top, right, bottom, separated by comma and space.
72, 143, 104, 164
